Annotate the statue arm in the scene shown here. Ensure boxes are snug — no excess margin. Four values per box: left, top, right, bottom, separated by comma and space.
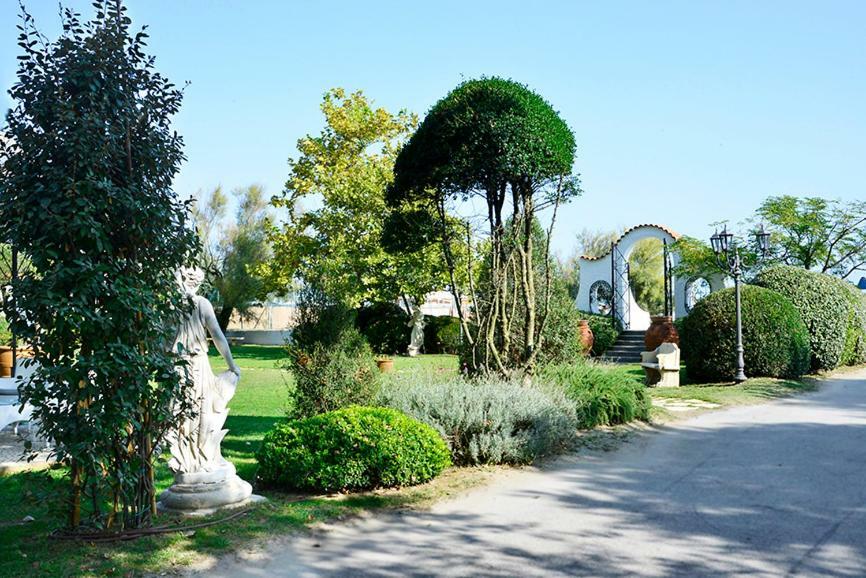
200, 297, 241, 376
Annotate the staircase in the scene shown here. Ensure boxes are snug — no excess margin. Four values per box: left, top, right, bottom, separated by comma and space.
600, 330, 645, 363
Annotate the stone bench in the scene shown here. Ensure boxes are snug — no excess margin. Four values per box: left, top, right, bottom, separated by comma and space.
640, 342, 680, 387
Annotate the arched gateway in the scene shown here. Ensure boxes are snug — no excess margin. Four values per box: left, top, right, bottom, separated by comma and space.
575, 224, 725, 330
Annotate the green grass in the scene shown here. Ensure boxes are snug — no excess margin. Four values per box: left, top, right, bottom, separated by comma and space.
0, 348, 462, 577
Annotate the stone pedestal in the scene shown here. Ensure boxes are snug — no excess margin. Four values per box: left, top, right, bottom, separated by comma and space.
158, 461, 265, 516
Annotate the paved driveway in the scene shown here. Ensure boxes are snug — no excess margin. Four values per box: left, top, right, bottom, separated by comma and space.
204, 369, 866, 577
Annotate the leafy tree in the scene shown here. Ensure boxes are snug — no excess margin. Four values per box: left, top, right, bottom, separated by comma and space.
264, 89, 447, 310
629, 238, 665, 315
195, 185, 274, 330
576, 228, 621, 259
756, 195, 866, 279
0, 2, 198, 530
388, 77, 580, 376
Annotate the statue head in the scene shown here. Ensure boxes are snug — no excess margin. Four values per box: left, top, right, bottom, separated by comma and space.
177, 266, 205, 296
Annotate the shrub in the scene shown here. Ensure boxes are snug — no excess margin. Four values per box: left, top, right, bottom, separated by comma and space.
287, 326, 379, 419
580, 311, 620, 357
378, 375, 577, 465
423, 315, 462, 354
754, 266, 850, 371
355, 302, 410, 355
0, 315, 11, 346
290, 287, 356, 351
679, 285, 811, 382
257, 406, 451, 492
541, 361, 650, 428
841, 282, 866, 366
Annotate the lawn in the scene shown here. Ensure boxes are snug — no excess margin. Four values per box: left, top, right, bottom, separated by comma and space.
0, 348, 820, 576
0, 348, 461, 577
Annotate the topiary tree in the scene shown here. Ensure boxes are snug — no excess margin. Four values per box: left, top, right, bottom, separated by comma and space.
754, 265, 851, 371
679, 286, 811, 382
387, 77, 580, 376
0, 3, 198, 530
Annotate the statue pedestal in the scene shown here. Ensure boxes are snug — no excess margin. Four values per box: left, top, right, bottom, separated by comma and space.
158, 461, 265, 517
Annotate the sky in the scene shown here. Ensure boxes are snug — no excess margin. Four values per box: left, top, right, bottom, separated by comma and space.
1, 0, 864, 258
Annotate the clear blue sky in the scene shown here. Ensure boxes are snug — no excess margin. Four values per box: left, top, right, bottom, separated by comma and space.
2, 1, 864, 257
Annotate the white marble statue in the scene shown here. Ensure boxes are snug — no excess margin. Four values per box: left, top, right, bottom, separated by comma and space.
407, 305, 425, 357
158, 267, 261, 515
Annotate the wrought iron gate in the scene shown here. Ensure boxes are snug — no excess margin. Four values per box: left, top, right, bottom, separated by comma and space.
610, 242, 630, 330
663, 239, 674, 317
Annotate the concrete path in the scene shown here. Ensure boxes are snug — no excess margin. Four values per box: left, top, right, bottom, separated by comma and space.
205, 369, 866, 577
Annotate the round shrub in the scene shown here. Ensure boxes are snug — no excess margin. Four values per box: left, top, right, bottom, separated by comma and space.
841, 282, 866, 366
378, 375, 577, 466
355, 302, 410, 355
541, 361, 650, 427
256, 406, 451, 492
754, 266, 850, 371
679, 285, 810, 382
423, 315, 462, 354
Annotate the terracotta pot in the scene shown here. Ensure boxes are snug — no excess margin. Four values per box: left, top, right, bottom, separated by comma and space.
577, 320, 594, 355
0, 347, 12, 378
376, 358, 394, 373
644, 316, 679, 351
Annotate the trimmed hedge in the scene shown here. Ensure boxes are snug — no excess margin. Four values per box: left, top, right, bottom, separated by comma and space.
754, 266, 850, 371
579, 311, 620, 357
355, 302, 410, 355
423, 315, 462, 354
541, 361, 651, 428
256, 406, 451, 492
679, 285, 811, 382
841, 282, 866, 366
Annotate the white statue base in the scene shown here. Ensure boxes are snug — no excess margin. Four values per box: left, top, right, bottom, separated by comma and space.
158, 461, 265, 516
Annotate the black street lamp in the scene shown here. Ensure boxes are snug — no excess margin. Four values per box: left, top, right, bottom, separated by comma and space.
710, 225, 770, 383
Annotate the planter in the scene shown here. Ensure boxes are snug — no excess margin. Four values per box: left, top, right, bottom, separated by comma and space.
376, 358, 394, 373
0, 347, 11, 378
577, 320, 594, 355
644, 316, 679, 351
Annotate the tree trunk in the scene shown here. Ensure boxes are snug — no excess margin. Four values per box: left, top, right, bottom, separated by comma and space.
217, 305, 234, 332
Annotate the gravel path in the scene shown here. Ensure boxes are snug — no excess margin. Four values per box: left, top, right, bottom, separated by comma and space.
202, 368, 866, 577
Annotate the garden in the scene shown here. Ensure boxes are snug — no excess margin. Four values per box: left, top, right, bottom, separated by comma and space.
0, 3, 865, 577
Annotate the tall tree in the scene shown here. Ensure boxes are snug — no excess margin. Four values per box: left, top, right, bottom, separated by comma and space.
756, 195, 866, 279
387, 78, 580, 376
264, 89, 447, 309
195, 185, 274, 330
0, 2, 198, 529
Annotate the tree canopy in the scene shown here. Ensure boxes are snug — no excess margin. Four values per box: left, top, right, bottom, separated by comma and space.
388, 77, 580, 376
264, 89, 447, 307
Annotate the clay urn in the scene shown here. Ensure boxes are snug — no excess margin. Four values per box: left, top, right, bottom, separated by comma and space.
644, 316, 679, 351
577, 320, 594, 356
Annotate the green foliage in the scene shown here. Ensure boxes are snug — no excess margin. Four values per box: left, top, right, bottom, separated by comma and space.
388, 77, 580, 376
754, 265, 850, 371
756, 195, 866, 279
194, 185, 275, 330
423, 315, 462, 354
256, 406, 451, 492
264, 88, 446, 308
287, 326, 378, 420
0, 3, 198, 529
679, 285, 811, 381
378, 375, 577, 466
0, 315, 11, 347
541, 362, 651, 428
579, 311, 620, 356
355, 302, 410, 355
840, 282, 866, 366
629, 238, 665, 315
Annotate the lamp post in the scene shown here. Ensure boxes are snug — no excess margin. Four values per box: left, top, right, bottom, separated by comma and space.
710, 224, 770, 383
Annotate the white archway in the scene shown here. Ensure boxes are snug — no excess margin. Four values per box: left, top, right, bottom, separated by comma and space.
575, 224, 709, 330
